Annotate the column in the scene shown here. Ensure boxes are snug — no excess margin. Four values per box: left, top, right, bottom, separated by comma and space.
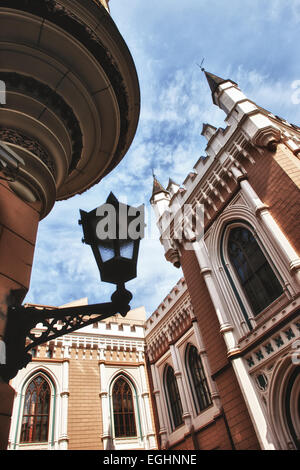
150, 363, 168, 449
192, 238, 276, 450
137, 351, 156, 449
59, 340, 70, 450
0, 183, 40, 449
99, 345, 111, 450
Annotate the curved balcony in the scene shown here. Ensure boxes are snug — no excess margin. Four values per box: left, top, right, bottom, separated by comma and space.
94, 0, 110, 12
0, 0, 140, 218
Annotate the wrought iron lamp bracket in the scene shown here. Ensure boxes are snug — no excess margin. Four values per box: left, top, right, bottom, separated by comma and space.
0, 284, 132, 382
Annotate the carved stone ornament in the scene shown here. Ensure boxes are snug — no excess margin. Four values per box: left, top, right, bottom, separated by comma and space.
0, 127, 55, 175
1, 0, 130, 177
252, 126, 282, 152
0, 72, 83, 174
165, 248, 181, 268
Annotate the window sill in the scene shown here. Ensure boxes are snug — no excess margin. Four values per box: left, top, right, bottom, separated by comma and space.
15, 442, 49, 450
113, 437, 145, 450
239, 292, 288, 342
238, 292, 300, 351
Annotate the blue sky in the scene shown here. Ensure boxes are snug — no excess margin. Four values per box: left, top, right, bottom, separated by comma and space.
25, 0, 300, 316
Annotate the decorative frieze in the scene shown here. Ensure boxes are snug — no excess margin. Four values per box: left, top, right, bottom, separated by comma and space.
245, 317, 300, 371
1, 72, 83, 173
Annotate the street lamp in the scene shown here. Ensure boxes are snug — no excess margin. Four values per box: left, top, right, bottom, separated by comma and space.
80, 192, 141, 285
79, 192, 143, 314
0, 194, 144, 382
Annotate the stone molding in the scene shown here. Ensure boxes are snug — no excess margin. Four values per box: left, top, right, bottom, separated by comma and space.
1, 0, 131, 180
0, 72, 83, 174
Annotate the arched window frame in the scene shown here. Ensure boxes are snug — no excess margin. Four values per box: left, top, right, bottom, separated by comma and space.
13, 370, 56, 448
205, 195, 298, 338
185, 343, 212, 415
110, 374, 142, 441
163, 364, 184, 431
220, 220, 285, 330
269, 358, 300, 450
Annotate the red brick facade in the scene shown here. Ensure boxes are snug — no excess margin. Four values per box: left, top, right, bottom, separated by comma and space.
149, 73, 300, 450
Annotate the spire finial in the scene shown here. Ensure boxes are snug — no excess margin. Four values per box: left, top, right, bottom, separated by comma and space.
196, 58, 205, 72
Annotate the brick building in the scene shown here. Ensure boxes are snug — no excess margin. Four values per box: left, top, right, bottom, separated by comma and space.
8, 299, 157, 450
0, 0, 140, 449
1, 1, 299, 451
6, 71, 300, 452
149, 71, 300, 450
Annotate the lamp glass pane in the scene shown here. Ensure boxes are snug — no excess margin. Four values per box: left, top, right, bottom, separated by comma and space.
97, 240, 115, 262
119, 240, 134, 260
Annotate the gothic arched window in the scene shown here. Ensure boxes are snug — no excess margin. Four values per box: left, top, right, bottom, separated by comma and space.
186, 345, 212, 414
228, 226, 283, 316
20, 375, 51, 443
165, 365, 183, 429
112, 377, 137, 438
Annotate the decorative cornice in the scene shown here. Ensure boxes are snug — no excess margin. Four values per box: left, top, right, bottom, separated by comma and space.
1, 0, 131, 179
164, 248, 181, 268
0, 72, 83, 174
251, 126, 282, 152
98, 360, 145, 366
0, 127, 55, 175
244, 315, 300, 372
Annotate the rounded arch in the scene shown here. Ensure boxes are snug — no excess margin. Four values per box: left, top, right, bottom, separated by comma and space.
209, 215, 284, 331
269, 357, 300, 449
185, 343, 212, 415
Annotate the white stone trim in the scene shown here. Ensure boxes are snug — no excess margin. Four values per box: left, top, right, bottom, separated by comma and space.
267, 354, 300, 449
205, 189, 298, 337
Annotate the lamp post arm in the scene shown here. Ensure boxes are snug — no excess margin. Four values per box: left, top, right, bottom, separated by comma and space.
0, 285, 132, 382
23, 301, 123, 350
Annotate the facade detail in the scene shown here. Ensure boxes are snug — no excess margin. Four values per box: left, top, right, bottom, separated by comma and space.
8, 300, 157, 450
145, 278, 223, 450
150, 72, 300, 450
1, 2, 299, 450
0, 1, 140, 449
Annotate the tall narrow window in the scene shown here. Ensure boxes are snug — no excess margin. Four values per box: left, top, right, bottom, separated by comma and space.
165, 366, 183, 429
187, 345, 212, 414
112, 377, 137, 438
20, 375, 50, 443
228, 227, 283, 316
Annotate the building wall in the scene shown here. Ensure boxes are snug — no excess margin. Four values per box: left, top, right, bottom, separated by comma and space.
179, 249, 260, 450
0, 181, 41, 449
150, 75, 300, 450
145, 278, 239, 450
67, 346, 103, 450
8, 303, 157, 451
245, 144, 300, 255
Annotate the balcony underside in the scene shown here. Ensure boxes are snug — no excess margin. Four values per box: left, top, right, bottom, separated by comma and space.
0, 0, 140, 217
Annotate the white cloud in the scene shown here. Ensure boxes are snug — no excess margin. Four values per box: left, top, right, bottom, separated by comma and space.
25, 0, 300, 318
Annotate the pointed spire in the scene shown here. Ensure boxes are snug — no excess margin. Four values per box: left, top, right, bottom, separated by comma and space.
203, 70, 238, 105
167, 177, 179, 188
152, 176, 169, 197
166, 177, 180, 193
204, 71, 228, 95
150, 175, 169, 204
